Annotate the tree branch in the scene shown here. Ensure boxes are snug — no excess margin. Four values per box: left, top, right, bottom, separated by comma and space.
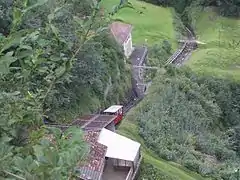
3, 170, 26, 180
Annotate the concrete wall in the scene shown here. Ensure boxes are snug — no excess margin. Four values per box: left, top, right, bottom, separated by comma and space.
123, 34, 133, 58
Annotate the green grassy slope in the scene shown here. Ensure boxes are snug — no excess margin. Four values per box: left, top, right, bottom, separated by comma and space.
187, 8, 240, 81
117, 116, 210, 180
102, 0, 177, 49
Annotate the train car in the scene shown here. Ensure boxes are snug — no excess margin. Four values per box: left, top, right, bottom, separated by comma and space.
103, 105, 123, 125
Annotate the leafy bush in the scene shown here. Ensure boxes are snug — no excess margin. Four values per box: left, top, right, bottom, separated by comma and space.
136, 67, 240, 178
139, 0, 240, 17
0, 0, 13, 35
183, 159, 201, 173
139, 162, 175, 180
182, 153, 201, 172
198, 162, 216, 176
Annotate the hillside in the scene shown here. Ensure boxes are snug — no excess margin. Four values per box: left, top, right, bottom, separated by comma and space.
122, 65, 240, 179
102, 0, 177, 49
101, 0, 214, 179
117, 119, 210, 180
187, 7, 240, 81
105, 2, 240, 180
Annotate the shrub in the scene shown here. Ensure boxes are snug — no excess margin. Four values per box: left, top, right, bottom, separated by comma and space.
139, 162, 175, 180
198, 163, 216, 176
182, 153, 201, 172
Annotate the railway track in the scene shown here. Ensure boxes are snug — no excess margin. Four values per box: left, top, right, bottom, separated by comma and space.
166, 27, 197, 66
46, 27, 196, 125
122, 27, 197, 115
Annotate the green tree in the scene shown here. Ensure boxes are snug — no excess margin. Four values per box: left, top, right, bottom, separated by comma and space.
0, 0, 108, 179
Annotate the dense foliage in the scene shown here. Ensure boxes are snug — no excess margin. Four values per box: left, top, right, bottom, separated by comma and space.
136, 66, 240, 179
0, 0, 131, 179
143, 40, 172, 81
0, 0, 13, 35
139, 162, 175, 180
139, 0, 240, 17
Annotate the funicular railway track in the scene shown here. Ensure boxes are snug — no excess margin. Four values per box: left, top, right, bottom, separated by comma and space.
122, 26, 197, 115
166, 27, 196, 66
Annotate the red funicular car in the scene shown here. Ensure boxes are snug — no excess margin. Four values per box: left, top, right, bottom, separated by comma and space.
103, 105, 123, 125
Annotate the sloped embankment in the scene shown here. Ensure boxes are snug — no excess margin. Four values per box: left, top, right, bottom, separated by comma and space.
186, 7, 240, 81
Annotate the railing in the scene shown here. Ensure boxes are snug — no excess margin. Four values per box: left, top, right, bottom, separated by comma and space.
165, 41, 187, 65
165, 27, 195, 65
131, 155, 143, 180
125, 167, 134, 180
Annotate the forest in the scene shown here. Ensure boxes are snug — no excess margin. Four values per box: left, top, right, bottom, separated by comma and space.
139, 0, 240, 17
0, 0, 131, 179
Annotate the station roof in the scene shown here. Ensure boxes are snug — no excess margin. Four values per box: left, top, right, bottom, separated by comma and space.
110, 21, 133, 44
103, 105, 123, 113
98, 128, 141, 162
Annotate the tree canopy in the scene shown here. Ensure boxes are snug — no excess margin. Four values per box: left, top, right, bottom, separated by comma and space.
0, 0, 130, 179
139, 0, 240, 17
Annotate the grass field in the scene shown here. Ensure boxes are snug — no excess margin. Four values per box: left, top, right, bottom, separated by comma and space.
117, 113, 210, 180
101, 0, 177, 49
187, 8, 240, 81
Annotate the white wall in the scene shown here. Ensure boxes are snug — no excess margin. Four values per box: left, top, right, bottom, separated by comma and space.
123, 34, 133, 58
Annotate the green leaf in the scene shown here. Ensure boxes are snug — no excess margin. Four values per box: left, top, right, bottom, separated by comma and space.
17, 49, 33, 59
0, 136, 13, 143
20, 45, 33, 51
55, 65, 66, 78
33, 145, 44, 159
50, 24, 59, 37
0, 30, 26, 53
14, 157, 25, 172
27, 31, 40, 42
96, 27, 108, 34
46, 127, 62, 139
12, 7, 23, 28
0, 54, 17, 75
23, 0, 49, 14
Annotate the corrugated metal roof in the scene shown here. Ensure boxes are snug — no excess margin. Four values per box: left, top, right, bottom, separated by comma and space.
72, 115, 116, 131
